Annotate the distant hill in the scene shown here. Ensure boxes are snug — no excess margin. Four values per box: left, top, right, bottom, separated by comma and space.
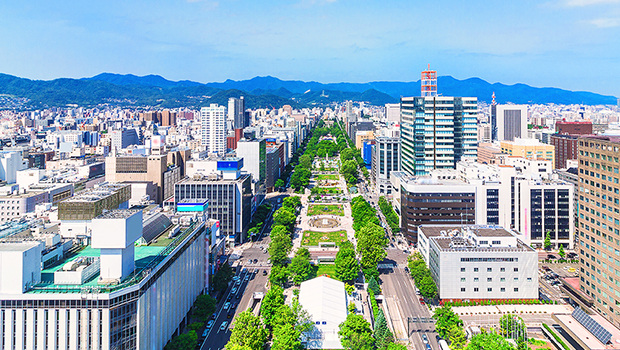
0, 72, 616, 110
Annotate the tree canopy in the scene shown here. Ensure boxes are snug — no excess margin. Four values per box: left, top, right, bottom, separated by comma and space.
227, 311, 268, 350
261, 285, 286, 329
289, 248, 313, 285
335, 241, 360, 283
338, 313, 375, 350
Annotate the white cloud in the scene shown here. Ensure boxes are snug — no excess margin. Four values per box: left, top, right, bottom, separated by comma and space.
588, 17, 620, 26
565, 0, 620, 6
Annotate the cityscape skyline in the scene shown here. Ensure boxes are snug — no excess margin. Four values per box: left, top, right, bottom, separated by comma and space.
1, 1, 620, 96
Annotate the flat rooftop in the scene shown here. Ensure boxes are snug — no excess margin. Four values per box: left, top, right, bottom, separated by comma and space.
555, 313, 620, 350
420, 225, 515, 238
432, 237, 532, 252
95, 209, 140, 219
27, 221, 204, 294
62, 183, 129, 203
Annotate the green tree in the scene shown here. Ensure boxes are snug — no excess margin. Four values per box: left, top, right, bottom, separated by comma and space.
433, 305, 463, 339
212, 262, 234, 293
165, 330, 198, 350
367, 276, 381, 295
261, 285, 285, 329
335, 242, 360, 283
558, 245, 566, 259
338, 313, 375, 350
448, 324, 467, 350
269, 264, 290, 286
273, 207, 297, 232
187, 322, 204, 333
299, 154, 313, 169
289, 248, 312, 285
348, 302, 357, 314
272, 323, 302, 350
374, 309, 395, 350
227, 310, 268, 350
466, 332, 516, 350
340, 148, 355, 162
418, 275, 438, 299
386, 343, 408, 350
544, 231, 552, 251
283, 196, 302, 210
193, 294, 217, 322
269, 231, 292, 266
356, 224, 388, 272
275, 178, 285, 188
499, 314, 526, 340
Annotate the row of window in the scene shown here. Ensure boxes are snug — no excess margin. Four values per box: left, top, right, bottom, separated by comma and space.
461, 287, 519, 292
460, 267, 519, 272
460, 277, 532, 282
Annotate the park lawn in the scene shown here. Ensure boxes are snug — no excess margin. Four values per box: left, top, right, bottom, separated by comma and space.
308, 204, 344, 216
312, 264, 338, 280
302, 230, 348, 246
314, 174, 340, 181
311, 187, 342, 195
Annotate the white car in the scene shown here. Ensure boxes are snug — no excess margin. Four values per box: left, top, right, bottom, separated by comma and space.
224, 302, 231, 310
220, 321, 229, 332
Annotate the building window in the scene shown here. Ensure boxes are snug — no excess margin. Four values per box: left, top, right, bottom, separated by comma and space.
500, 267, 505, 272
474, 277, 479, 282
492, 240, 501, 245
514, 277, 519, 281
500, 277, 505, 282
487, 268, 492, 272
461, 268, 465, 272
501, 288, 506, 292
487, 288, 492, 292
461, 278, 466, 282
487, 278, 492, 282
514, 288, 519, 292
474, 268, 479, 272
461, 288, 466, 292
527, 277, 532, 281
514, 268, 519, 272
474, 288, 479, 292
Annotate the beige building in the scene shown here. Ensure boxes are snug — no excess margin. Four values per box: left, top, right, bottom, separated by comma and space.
105, 154, 181, 203
500, 137, 555, 168
578, 136, 620, 326
355, 130, 374, 149
477, 142, 503, 165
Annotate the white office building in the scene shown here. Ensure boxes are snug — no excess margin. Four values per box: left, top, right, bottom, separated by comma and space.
0, 209, 215, 350
418, 225, 538, 301
200, 104, 226, 155
496, 105, 528, 142
371, 137, 401, 196
0, 151, 28, 184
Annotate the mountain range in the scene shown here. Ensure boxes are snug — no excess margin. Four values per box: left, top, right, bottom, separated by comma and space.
0, 72, 616, 110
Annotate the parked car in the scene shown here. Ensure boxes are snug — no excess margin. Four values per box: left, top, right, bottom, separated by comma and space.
202, 329, 209, 338
231, 287, 238, 295
422, 334, 429, 344
220, 321, 229, 332
419, 298, 425, 305
263, 270, 268, 276
206, 320, 215, 330
224, 302, 231, 310
253, 259, 258, 264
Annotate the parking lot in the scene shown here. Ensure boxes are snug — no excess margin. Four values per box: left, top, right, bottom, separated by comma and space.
538, 251, 579, 302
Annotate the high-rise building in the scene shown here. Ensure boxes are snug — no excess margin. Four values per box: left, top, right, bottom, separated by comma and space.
490, 92, 498, 141
160, 110, 177, 127
550, 134, 579, 169
400, 96, 478, 176
578, 136, 620, 325
175, 159, 252, 245
110, 129, 139, 151
200, 104, 226, 155
385, 103, 400, 122
228, 97, 245, 130
496, 104, 528, 142
236, 138, 266, 183
371, 137, 400, 196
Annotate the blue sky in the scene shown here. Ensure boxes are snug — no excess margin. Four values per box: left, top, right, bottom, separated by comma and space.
1, 0, 620, 97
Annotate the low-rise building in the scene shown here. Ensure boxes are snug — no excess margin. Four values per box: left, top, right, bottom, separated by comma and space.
418, 225, 538, 301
